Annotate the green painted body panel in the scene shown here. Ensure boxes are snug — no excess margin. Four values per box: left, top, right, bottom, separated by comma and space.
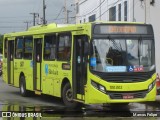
36, 63, 41, 90
10, 61, 14, 84
2, 58, 8, 84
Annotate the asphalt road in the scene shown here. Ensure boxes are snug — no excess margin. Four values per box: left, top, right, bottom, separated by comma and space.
0, 76, 160, 120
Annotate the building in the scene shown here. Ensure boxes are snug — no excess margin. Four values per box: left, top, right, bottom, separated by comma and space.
75, 0, 160, 75
75, 0, 131, 23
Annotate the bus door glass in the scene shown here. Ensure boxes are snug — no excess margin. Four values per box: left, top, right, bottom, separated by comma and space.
73, 35, 88, 98
7, 40, 14, 84
33, 38, 42, 90
43, 35, 56, 95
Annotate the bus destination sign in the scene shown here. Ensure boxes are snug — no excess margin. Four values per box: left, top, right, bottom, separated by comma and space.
93, 24, 153, 35
108, 26, 136, 33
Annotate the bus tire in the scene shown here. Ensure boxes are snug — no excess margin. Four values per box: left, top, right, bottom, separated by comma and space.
20, 76, 28, 97
62, 83, 78, 108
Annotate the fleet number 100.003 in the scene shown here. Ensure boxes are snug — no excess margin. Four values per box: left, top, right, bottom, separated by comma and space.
110, 86, 122, 89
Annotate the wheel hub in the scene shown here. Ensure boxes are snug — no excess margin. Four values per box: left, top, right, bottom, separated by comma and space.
20, 82, 24, 94
66, 89, 73, 101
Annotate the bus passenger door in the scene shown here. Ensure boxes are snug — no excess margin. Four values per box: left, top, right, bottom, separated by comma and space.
7, 40, 14, 85
33, 38, 42, 91
73, 35, 88, 100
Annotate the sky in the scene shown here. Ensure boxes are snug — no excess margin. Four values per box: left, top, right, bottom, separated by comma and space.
0, 0, 75, 34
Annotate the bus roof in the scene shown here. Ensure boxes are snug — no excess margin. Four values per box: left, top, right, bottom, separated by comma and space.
4, 21, 146, 37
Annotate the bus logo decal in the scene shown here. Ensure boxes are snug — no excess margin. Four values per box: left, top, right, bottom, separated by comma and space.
30, 61, 33, 68
20, 61, 24, 67
45, 64, 48, 75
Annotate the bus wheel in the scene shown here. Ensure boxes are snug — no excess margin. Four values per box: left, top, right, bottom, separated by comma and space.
20, 76, 28, 97
62, 83, 78, 108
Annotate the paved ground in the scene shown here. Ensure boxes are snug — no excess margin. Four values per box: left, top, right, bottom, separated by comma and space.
0, 76, 160, 119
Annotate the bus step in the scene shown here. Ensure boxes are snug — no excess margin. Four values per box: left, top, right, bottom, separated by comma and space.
35, 90, 42, 95
8, 84, 14, 86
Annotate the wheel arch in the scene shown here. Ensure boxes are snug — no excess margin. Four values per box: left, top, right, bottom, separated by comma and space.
61, 77, 71, 97
19, 72, 25, 87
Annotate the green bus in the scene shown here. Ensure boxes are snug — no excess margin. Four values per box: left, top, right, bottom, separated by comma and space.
3, 22, 156, 107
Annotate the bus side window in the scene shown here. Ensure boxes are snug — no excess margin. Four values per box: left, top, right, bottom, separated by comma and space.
57, 33, 71, 61
44, 35, 56, 60
15, 38, 23, 59
24, 37, 33, 59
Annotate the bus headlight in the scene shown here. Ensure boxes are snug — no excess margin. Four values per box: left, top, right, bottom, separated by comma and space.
148, 80, 156, 92
148, 84, 152, 92
99, 85, 105, 92
91, 80, 106, 94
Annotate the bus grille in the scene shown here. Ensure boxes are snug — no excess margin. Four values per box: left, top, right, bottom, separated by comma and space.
108, 90, 147, 99
92, 70, 155, 83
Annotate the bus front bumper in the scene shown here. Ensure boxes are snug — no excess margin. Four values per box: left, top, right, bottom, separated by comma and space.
85, 82, 156, 104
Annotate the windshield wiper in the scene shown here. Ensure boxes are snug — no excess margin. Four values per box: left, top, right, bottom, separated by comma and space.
110, 39, 122, 51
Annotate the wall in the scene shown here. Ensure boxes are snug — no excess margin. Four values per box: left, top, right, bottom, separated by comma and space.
150, 2, 160, 75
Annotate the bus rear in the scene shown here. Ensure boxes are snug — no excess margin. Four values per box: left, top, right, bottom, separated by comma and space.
85, 23, 156, 104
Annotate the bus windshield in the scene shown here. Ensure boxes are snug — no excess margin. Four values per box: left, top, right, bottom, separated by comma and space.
90, 38, 155, 73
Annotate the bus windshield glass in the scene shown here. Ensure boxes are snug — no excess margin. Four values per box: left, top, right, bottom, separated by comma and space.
90, 39, 155, 73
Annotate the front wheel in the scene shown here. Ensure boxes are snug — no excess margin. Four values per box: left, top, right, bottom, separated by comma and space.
20, 76, 29, 97
62, 83, 79, 108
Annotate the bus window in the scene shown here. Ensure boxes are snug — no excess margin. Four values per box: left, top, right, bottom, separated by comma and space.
140, 40, 152, 67
24, 37, 33, 59
57, 34, 71, 61
44, 35, 56, 60
15, 38, 23, 59
4, 39, 8, 58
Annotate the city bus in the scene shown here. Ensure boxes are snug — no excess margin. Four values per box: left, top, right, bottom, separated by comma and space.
3, 22, 156, 108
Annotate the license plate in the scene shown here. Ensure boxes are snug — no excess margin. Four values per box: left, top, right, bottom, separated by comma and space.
123, 94, 134, 99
